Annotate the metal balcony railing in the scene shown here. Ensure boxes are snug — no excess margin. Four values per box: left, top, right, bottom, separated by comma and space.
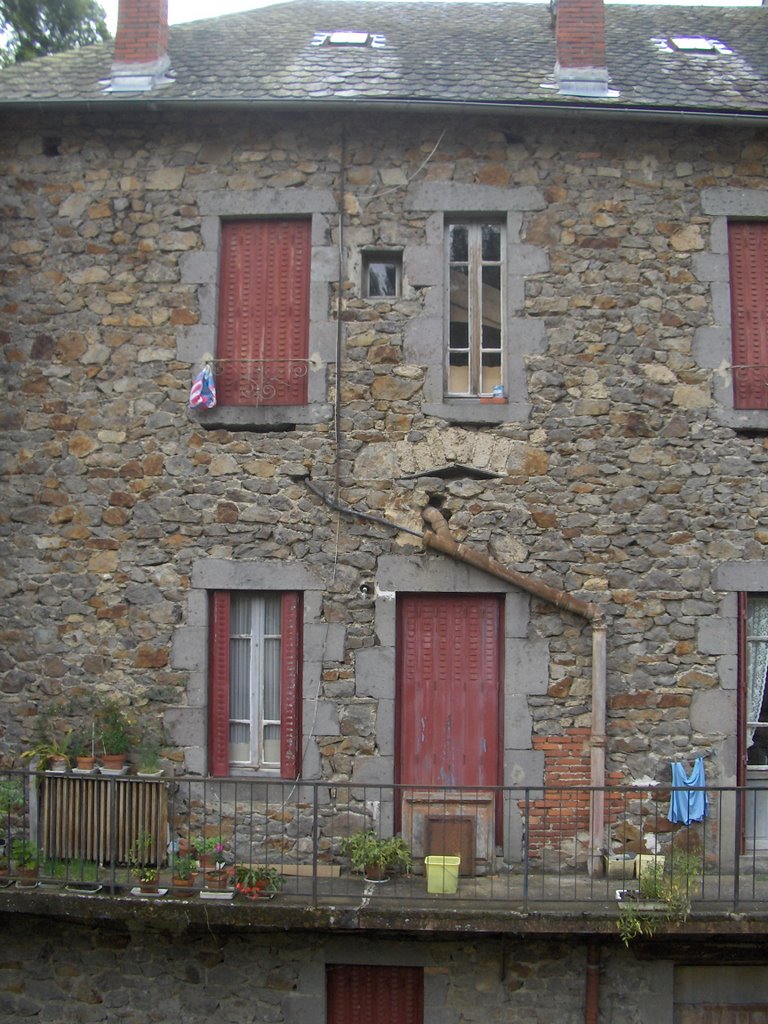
1, 770, 766, 912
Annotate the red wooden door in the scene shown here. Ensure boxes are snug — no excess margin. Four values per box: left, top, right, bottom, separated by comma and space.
396, 594, 502, 789
327, 965, 423, 1024
729, 221, 768, 410
216, 219, 311, 406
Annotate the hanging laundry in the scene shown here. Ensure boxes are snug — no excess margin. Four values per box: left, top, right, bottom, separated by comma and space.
668, 757, 708, 825
189, 364, 217, 409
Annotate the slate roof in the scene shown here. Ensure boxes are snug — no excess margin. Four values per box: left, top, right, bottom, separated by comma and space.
1, 0, 767, 117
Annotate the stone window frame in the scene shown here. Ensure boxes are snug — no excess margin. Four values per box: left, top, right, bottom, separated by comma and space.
404, 183, 548, 424
168, 559, 344, 778
176, 189, 337, 430
695, 188, 768, 431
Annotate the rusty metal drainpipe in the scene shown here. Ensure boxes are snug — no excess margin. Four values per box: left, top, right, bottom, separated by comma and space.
585, 940, 601, 1024
422, 506, 608, 876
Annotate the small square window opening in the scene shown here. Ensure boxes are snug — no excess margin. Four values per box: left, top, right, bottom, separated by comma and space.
363, 252, 402, 298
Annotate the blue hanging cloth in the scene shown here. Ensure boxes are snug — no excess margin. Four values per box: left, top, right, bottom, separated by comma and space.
668, 757, 708, 825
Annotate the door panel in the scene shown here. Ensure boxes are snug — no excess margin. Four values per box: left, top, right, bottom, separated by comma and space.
397, 594, 502, 788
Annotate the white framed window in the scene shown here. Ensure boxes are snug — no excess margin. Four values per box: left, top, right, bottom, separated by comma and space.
447, 220, 505, 397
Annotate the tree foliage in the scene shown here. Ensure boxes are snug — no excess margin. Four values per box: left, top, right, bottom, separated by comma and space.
1, 0, 110, 64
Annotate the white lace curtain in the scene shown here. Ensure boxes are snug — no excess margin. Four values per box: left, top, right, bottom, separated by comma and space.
747, 597, 768, 748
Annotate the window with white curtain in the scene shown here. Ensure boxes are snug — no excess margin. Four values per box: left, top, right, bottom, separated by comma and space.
746, 595, 768, 765
229, 593, 283, 768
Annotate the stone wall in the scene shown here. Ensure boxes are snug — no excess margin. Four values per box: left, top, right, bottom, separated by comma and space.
0, 914, 667, 1024
2, 107, 768, 793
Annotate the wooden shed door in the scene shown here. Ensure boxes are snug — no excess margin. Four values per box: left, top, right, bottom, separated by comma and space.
396, 594, 502, 789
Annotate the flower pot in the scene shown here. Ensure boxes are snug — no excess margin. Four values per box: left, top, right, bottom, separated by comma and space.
363, 864, 389, 882
16, 866, 38, 888
204, 869, 231, 891
172, 874, 197, 895
139, 879, 159, 894
100, 754, 127, 772
48, 756, 68, 773
75, 756, 96, 772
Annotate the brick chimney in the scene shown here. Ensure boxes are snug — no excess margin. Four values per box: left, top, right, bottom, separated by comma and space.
109, 0, 171, 92
553, 0, 610, 97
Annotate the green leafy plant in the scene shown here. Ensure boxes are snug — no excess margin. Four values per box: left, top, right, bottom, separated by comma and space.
96, 700, 133, 756
135, 737, 162, 774
172, 853, 197, 881
0, 778, 24, 820
128, 832, 158, 884
340, 830, 412, 876
616, 849, 702, 946
234, 864, 284, 897
20, 707, 73, 767
11, 838, 40, 869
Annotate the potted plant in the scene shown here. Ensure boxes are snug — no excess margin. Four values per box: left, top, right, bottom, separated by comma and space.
135, 737, 163, 778
616, 849, 702, 945
128, 832, 160, 893
171, 852, 197, 895
193, 836, 226, 870
340, 829, 412, 882
21, 708, 73, 772
69, 727, 97, 772
234, 864, 284, 899
11, 838, 40, 886
96, 700, 133, 771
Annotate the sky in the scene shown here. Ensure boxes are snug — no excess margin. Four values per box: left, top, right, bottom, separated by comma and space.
100, 0, 764, 32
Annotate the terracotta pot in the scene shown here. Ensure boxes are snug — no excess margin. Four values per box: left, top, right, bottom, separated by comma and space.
76, 756, 96, 771
139, 879, 159, 893
100, 754, 127, 771
48, 756, 68, 773
363, 864, 388, 882
172, 875, 197, 895
16, 866, 38, 887
204, 870, 230, 891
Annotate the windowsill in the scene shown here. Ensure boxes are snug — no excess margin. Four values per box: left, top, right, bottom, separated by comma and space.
192, 404, 333, 431
423, 398, 528, 424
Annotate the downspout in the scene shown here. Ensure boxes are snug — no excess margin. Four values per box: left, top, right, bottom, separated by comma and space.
422, 506, 607, 876
584, 940, 601, 1024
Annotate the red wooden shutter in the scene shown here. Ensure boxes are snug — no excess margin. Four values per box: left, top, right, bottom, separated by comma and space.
217, 219, 311, 407
397, 594, 502, 789
208, 591, 231, 777
729, 221, 768, 410
280, 592, 302, 779
327, 965, 423, 1024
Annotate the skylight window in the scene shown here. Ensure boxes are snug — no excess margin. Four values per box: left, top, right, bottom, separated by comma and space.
669, 37, 719, 54
328, 30, 370, 45
311, 31, 386, 48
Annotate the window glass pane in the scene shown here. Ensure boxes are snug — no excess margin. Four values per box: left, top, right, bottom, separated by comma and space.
482, 224, 501, 262
449, 224, 468, 263
367, 262, 398, 297
229, 725, 250, 763
263, 725, 280, 767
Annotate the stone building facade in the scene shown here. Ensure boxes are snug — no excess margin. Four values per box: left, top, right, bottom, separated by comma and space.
2, 0, 768, 1019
